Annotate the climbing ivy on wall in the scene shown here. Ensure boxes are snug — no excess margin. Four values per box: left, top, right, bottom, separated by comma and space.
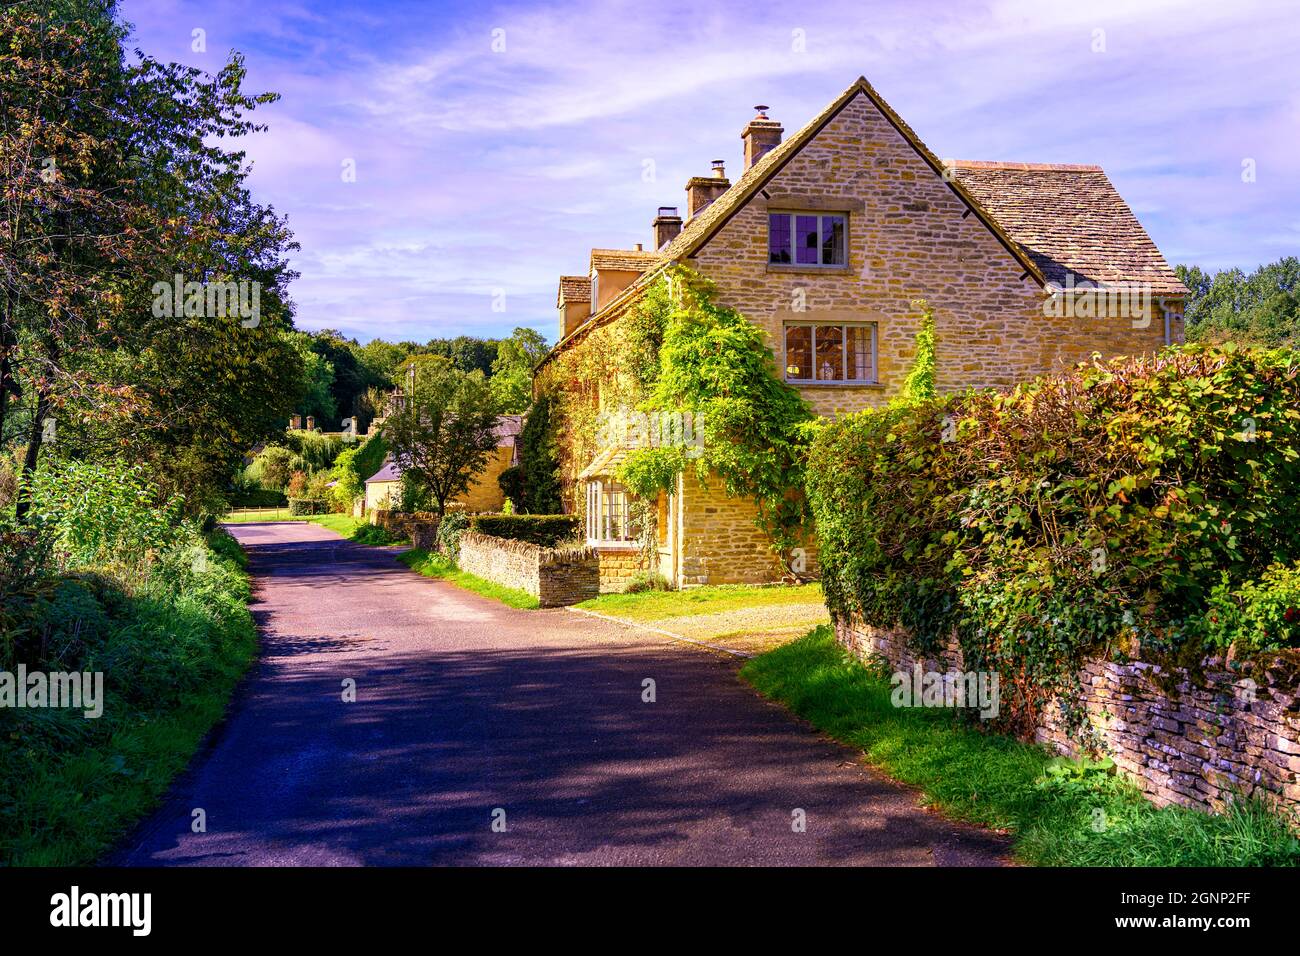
533, 267, 815, 561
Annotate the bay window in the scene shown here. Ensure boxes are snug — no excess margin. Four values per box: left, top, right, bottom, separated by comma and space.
585, 479, 637, 546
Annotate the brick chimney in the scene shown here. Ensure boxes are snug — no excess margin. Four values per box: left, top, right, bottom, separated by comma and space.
652, 206, 683, 249
305, 415, 316, 431
685, 160, 730, 219
742, 105, 783, 169
290, 415, 302, 430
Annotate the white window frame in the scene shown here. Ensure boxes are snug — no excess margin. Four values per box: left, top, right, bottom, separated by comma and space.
782, 321, 878, 385
768, 211, 848, 267
584, 478, 638, 548
589, 271, 599, 315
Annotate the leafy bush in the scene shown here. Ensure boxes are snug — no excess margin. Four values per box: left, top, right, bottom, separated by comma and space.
1194, 563, 1300, 651
434, 510, 470, 559
469, 513, 578, 547
807, 345, 1300, 732
625, 571, 672, 593
288, 497, 331, 516
27, 459, 185, 571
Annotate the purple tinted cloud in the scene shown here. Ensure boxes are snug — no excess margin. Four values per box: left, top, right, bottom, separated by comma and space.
120, 0, 1300, 343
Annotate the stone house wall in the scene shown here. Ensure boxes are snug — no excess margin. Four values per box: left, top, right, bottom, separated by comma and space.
457, 531, 599, 607
837, 617, 1300, 817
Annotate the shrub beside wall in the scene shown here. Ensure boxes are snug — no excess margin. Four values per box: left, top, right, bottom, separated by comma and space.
808, 346, 1300, 816
468, 514, 579, 547
456, 531, 598, 607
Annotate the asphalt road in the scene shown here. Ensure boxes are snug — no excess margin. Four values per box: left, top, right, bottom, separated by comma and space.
115, 521, 1007, 866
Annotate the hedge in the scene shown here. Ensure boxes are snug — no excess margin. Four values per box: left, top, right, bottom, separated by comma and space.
287, 497, 331, 516
806, 345, 1300, 733
469, 514, 579, 547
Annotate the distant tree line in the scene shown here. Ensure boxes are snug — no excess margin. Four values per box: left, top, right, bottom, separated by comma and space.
292, 327, 549, 432
1178, 256, 1300, 347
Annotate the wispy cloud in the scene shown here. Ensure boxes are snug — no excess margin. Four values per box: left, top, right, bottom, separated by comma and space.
121, 0, 1300, 341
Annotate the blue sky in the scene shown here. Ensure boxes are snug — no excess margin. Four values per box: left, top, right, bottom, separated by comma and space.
120, 0, 1300, 344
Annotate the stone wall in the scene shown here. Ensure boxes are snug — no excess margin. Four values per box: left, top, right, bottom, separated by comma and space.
457, 531, 599, 607
597, 548, 641, 593
837, 617, 1300, 817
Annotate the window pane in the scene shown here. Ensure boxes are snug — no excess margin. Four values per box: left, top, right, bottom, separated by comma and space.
821, 215, 846, 265
795, 215, 819, 264
846, 326, 874, 382
785, 325, 811, 380
768, 214, 791, 264
815, 325, 844, 381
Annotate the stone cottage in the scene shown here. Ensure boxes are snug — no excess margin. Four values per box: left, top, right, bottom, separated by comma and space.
364, 414, 524, 514
540, 76, 1188, 591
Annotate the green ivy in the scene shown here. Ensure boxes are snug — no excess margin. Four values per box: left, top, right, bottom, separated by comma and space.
618, 268, 815, 558
807, 345, 1300, 735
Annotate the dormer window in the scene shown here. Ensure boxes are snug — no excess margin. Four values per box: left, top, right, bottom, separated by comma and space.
769, 212, 847, 266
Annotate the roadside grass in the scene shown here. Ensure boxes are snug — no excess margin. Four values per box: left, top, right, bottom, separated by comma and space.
741, 626, 1300, 867
307, 513, 403, 545
0, 530, 258, 866
398, 548, 540, 610
577, 582, 824, 622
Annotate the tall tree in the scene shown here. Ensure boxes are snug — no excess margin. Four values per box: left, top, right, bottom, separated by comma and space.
382, 355, 501, 516
490, 326, 548, 413
1, 1, 304, 514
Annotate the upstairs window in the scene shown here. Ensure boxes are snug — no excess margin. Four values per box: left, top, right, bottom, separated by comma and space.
769, 212, 846, 266
784, 322, 876, 384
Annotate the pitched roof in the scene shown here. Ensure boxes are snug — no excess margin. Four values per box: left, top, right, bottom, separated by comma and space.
364, 415, 526, 484
364, 457, 401, 484
657, 77, 1045, 285
950, 161, 1188, 296
557, 275, 590, 307
589, 248, 660, 273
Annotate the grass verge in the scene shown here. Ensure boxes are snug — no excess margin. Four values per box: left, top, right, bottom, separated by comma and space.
0, 529, 258, 865
577, 582, 824, 622
741, 626, 1300, 866
398, 548, 539, 610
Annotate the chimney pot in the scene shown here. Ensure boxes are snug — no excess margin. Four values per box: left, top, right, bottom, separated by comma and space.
652, 206, 683, 250
742, 107, 783, 170
685, 168, 731, 219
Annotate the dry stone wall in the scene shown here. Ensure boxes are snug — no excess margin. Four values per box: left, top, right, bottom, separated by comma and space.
837, 617, 1300, 817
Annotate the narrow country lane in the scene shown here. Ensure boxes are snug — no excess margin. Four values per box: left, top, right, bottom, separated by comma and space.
116, 522, 1007, 866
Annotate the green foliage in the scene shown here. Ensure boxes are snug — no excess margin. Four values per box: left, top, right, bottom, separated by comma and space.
742, 627, 1300, 867
807, 345, 1300, 732
27, 458, 184, 571
618, 268, 815, 556
469, 513, 579, 547
490, 327, 549, 414
288, 497, 331, 516
383, 355, 502, 516
0, 453, 258, 863
434, 510, 471, 560
894, 302, 936, 407
518, 393, 562, 514
326, 430, 388, 512
281, 428, 345, 472
1193, 562, 1300, 651
1180, 257, 1300, 347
